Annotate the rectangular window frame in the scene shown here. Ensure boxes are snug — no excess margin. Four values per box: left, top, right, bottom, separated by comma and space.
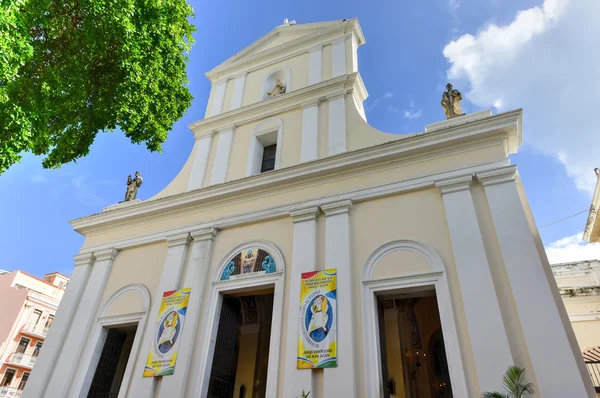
1, 368, 16, 387
18, 372, 30, 390
16, 337, 30, 354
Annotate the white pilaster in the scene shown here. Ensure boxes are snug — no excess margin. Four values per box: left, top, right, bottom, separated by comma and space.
45, 248, 118, 398
129, 233, 192, 397
23, 253, 94, 398
283, 206, 320, 398
348, 35, 358, 73
301, 100, 319, 162
327, 93, 346, 155
230, 74, 246, 110
478, 166, 592, 397
160, 229, 217, 398
321, 200, 356, 398
187, 132, 214, 191
436, 175, 513, 393
209, 79, 227, 117
209, 127, 234, 185
308, 45, 322, 86
331, 37, 346, 78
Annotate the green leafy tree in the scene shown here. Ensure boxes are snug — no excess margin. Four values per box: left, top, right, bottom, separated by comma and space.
482, 366, 534, 398
0, 0, 195, 173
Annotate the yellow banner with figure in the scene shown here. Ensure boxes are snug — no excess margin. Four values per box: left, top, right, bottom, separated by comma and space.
143, 288, 191, 377
297, 269, 337, 369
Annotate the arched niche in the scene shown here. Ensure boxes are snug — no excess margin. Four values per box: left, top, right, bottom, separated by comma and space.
362, 240, 444, 281
260, 67, 291, 100
100, 283, 151, 317
215, 240, 285, 282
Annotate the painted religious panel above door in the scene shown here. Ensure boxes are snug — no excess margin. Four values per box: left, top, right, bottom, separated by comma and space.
220, 248, 276, 280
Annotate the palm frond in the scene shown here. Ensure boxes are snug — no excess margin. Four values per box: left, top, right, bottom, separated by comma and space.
482, 392, 510, 398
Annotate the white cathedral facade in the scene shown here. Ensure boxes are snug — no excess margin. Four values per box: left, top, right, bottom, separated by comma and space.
23, 19, 594, 398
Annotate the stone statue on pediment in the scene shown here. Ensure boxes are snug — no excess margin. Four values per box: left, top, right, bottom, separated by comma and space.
124, 171, 143, 201
267, 79, 286, 98
441, 83, 465, 119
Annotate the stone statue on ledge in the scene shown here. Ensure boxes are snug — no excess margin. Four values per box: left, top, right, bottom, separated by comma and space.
267, 79, 286, 98
441, 83, 465, 119
124, 171, 143, 201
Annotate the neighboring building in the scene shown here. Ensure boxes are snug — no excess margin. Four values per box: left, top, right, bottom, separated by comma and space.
0, 271, 68, 398
552, 260, 600, 394
584, 169, 600, 242
25, 19, 594, 398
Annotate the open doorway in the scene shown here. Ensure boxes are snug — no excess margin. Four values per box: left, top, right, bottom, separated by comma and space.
207, 289, 274, 398
87, 324, 138, 398
377, 288, 452, 398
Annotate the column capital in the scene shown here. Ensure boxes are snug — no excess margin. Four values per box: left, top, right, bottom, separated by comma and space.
190, 228, 217, 242
321, 199, 353, 216
476, 165, 516, 187
331, 35, 346, 45
435, 175, 473, 195
93, 248, 118, 263
301, 99, 321, 109
166, 232, 192, 248
218, 125, 236, 134
194, 130, 216, 141
73, 252, 95, 267
309, 44, 323, 53
326, 92, 346, 102
290, 206, 320, 223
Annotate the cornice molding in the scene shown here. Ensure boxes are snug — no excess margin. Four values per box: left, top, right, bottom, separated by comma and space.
476, 165, 517, 187
74, 160, 510, 255
435, 175, 474, 195
71, 110, 520, 236
206, 19, 365, 82
189, 73, 362, 135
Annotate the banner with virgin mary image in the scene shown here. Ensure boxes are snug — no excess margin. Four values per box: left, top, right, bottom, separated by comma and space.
297, 269, 337, 369
143, 288, 191, 377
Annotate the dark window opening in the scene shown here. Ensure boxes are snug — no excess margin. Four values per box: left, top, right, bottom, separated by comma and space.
16, 338, 29, 354
33, 342, 43, 357
260, 144, 277, 173
87, 325, 137, 398
1, 369, 16, 386
18, 372, 29, 390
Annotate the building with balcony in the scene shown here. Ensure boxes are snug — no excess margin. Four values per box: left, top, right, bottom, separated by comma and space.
0, 271, 68, 397
552, 260, 600, 395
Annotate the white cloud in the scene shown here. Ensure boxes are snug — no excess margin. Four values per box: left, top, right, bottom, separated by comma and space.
383, 92, 395, 99
404, 109, 423, 120
545, 232, 600, 264
402, 100, 423, 120
449, 0, 460, 11
387, 105, 400, 113
365, 98, 380, 112
443, 0, 600, 194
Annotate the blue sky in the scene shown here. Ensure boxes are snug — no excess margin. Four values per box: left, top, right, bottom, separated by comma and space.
2, 0, 598, 277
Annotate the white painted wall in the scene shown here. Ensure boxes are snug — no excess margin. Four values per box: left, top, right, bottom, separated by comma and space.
331, 37, 346, 78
